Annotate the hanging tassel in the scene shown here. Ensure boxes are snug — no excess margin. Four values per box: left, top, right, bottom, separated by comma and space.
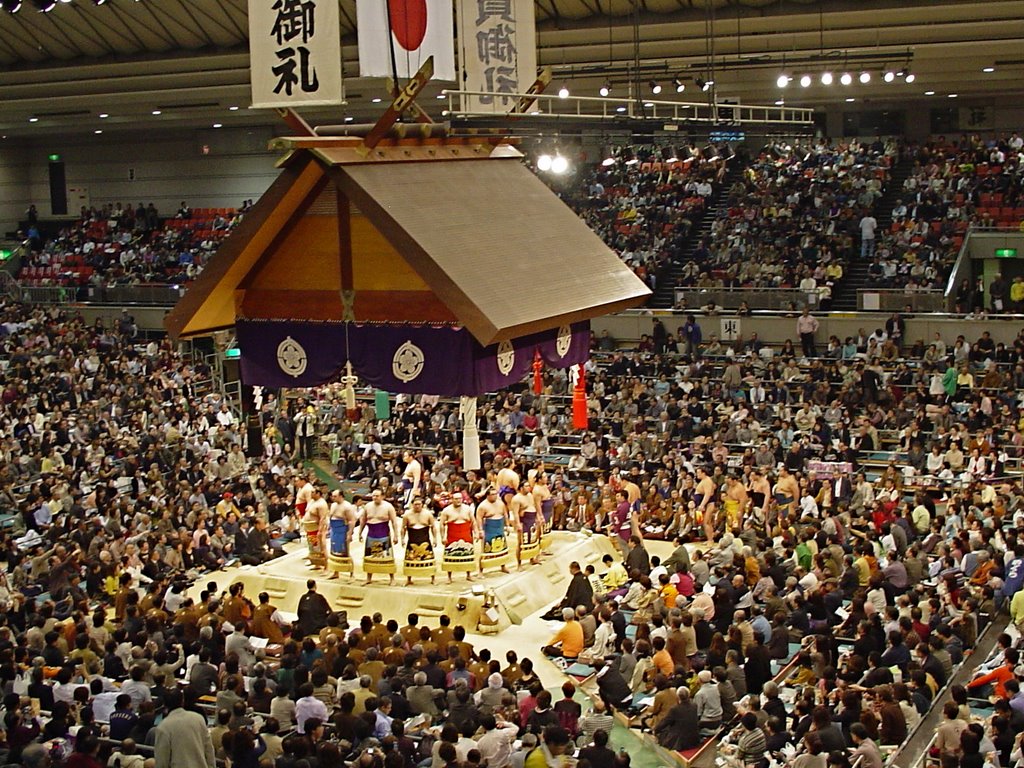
571, 362, 588, 430
460, 395, 481, 471
532, 349, 543, 395
341, 360, 358, 418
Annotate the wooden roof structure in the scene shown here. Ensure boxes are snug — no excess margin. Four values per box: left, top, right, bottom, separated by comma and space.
165, 132, 651, 346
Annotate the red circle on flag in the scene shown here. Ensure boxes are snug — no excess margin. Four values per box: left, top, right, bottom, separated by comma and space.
390, 0, 428, 51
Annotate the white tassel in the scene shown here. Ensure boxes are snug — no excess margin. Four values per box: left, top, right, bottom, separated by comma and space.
341, 361, 357, 411
460, 395, 480, 471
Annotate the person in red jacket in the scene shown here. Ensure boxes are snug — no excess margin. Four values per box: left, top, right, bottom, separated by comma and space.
967, 648, 1020, 700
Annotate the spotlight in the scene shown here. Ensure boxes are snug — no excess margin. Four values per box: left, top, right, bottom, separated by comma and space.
557, 85, 569, 99
599, 82, 611, 97
31, 0, 55, 10
799, 75, 811, 88
924, 91, 935, 95
948, 93, 958, 98
776, 74, 789, 88
2, 0, 23, 11
615, 106, 626, 113
820, 72, 833, 86
982, 67, 995, 73
151, 110, 162, 115
701, 79, 713, 92
840, 73, 852, 85
28, 117, 38, 122
883, 71, 895, 83
649, 80, 662, 95
92, 0, 106, 4
905, 74, 915, 83
845, 98, 855, 103
859, 72, 871, 83
674, 78, 685, 93
551, 155, 568, 174
536, 154, 552, 171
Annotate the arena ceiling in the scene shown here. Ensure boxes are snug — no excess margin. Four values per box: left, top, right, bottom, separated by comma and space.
0, 0, 1021, 137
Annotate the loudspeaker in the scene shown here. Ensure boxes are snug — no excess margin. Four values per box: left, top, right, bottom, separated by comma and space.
49, 161, 67, 216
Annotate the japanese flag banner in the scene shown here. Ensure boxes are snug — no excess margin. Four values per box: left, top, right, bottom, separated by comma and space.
249, 0, 344, 109
457, 0, 536, 113
358, 0, 457, 82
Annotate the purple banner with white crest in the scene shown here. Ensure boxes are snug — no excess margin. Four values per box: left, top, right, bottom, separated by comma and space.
236, 320, 590, 395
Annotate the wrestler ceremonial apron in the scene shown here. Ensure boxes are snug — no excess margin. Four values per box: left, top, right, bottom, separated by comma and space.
443, 520, 477, 573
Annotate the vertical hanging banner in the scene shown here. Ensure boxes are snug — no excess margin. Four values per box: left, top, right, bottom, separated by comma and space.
249, 0, 344, 108
357, 0, 457, 82
459, 0, 537, 113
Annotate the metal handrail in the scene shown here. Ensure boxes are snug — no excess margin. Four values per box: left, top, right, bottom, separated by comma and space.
441, 88, 815, 125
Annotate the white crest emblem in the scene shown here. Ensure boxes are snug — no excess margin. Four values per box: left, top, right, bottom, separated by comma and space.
392, 340, 425, 383
496, 340, 515, 376
277, 336, 307, 378
555, 325, 572, 358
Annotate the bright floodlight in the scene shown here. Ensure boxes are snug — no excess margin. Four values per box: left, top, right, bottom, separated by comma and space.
820, 72, 833, 85
777, 74, 789, 88
551, 155, 569, 174
536, 154, 552, 171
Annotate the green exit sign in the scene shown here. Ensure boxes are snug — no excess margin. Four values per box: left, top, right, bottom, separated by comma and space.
48, 154, 61, 162
995, 248, 1018, 258
224, 348, 241, 359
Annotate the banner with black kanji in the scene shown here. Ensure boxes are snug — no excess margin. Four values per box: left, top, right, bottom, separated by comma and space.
249, 0, 344, 109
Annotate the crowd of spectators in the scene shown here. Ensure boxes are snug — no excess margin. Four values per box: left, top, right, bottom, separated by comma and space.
17, 202, 243, 291
556, 145, 726, 291
865, 132, 1024, 296
665, 137, 898, 309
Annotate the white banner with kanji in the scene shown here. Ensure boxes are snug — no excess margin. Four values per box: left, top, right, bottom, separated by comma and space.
358, 0, 457, 82
458, 0, 536, 113
249, 0, 344, 109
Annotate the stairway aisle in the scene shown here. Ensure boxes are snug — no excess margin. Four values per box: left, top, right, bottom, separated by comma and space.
830, 153, 915, 311
650, 161, 744, 309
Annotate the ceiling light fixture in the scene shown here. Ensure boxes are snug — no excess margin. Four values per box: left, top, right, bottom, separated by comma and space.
151, 110, 161, 115
700, 78, 713, 92
820, 72, 833, 86
371, 97, 382, 103
229, 106, 240, 111
983, 66, 995, 73
557, 85, 569, 98
2, 0, 23, 11
31, 0, 55, 10
948, 93, 958, 98
28, 117, 38, 122
550, 155, 569, 174
98, 113, 108, 118
924, 90, 935, 95
859, 72, 871, 83
212, 123, 223, 128
883, 71, 895, 83
536, 154, 553, 171
674, 77, 685, 93
799, 74, 811, 88
92, 0, 106, 5
599, 82, 611, 97
649, 80, 662, 95
776, 74, 789, 88
840, 73, 852, 86
615, 106, 626, 113
904, 74, 915, 83
94, 129, 102, 134
845, 97, 855, 102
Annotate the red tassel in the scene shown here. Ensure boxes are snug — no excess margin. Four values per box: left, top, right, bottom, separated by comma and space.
572, 363, 588, 430
532, 350, 543, 395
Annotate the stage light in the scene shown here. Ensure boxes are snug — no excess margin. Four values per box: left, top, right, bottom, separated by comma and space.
799, 75, 811, 88
924, 90, 935, 95
557, 85, 570, 99
774, 99, 784, 106
884, 71, 895, 83
820, 72, 833, 86
905, 74, 915, 83
2, 0, 23, 12
28, 117, 38, 122
777, 74, 789, 88
615, 106, 626, 112
674, 78, 685, 93
983, 67, 995, 73
845, 98, 855, 102
599, 82, 611, 97
948, 93, 958, 98
212, 123, 223, 128
536, 154, 552, 171
859, 72, 871, 83
550, 155, 568, 174
31, 0, 55, 11
92, 0, 107, 5
649, 80, 662, 95
701, 79, 713, 92
151, 110, 162, 115
840, 73, 852, 86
